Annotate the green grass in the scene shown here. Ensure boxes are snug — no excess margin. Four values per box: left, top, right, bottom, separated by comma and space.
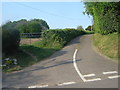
3, 40, 60, 72
85, 31, 94, 34
21, 43, 59, 62
93, 33, 119, 62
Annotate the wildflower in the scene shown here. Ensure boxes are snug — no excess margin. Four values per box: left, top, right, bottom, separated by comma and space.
14, 62, 17, 65
5, 58, 9, 61
13, 59, 17, 62
0, 65, 6, 67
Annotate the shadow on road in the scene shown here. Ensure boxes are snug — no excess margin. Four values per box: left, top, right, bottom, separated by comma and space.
4, 59, 81, 77
3, 58, 81, 88
30, 59, 81, 71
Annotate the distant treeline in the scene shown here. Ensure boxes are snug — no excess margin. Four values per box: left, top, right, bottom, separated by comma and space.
84, 2, 120, 35
2, 19, 49, 54
2, 19, 49, 33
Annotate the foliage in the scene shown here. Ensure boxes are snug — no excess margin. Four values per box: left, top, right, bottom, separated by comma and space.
2, 58, 17, 70
2, 19, 49, 33
85, 31, 94, 34
41, 29, 86, 48
85, 25, 94, 31
15, 19, 29, 33
77, 26, 84, 30
2, 27, 20, 54
2, 42, 58, 72
3, 28, 87, 72
84, 2, 120, 35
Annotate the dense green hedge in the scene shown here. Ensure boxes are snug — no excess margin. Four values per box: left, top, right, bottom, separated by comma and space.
84, 2, 120, 35
2, 28, 20, 54
41, 29, 86, 48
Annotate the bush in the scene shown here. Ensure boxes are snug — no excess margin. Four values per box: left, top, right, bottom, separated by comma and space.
84, 2, 119, 35
2, 28, 20, 54
41, 29, 85, 48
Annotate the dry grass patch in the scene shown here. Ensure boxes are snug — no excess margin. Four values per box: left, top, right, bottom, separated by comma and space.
93, 33, 118, 62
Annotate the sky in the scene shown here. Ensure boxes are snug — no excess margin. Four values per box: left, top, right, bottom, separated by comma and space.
2, 2, 92, 29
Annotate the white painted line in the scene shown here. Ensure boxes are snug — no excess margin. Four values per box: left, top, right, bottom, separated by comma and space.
85, 78, 101, 82
73, 49, 101, 82
28, 85, 48, 88
73, 49, 87, 82
58, 82, 76, 86
28, 86, 37, 88
83, 74, 95, 77
103, 71, 118, 75
108, 75, 120, 79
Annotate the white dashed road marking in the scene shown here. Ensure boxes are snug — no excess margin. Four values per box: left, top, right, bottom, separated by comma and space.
27, 72, 119, 88
108, 75, 120, 79
57, 82, 76, 86
103, 71, 118, 75
83, 74, 95, 77
85, 78, 101, 82
28, 85, 48, 88
102, 71, 120, 79
28, 48, 119, 88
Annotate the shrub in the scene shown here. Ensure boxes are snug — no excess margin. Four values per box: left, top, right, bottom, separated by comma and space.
2, 27, 20, 54
41, 29, 85, 48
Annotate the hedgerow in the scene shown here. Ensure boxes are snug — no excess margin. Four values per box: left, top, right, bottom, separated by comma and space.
41, 29, 86, 48
84, 2, 120, 35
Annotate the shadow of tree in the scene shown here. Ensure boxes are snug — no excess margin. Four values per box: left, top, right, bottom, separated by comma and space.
27, 59, 81, 72
15, 45, 68, 67
3, 59, 81, 88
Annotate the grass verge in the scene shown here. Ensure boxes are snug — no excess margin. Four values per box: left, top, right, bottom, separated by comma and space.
92, 33, 119, 63
3, 41, 59, 72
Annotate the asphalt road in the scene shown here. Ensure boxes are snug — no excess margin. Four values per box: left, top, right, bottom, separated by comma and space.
3, 34, 119, 88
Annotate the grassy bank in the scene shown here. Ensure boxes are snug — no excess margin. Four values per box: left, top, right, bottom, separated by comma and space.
93, 33, 119, 62
3, 29, 88, 72
3, 41, 59, 72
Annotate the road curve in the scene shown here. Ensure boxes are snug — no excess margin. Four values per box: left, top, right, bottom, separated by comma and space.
3, 34, 119, 88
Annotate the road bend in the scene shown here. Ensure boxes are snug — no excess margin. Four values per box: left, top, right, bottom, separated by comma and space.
3, 34, 119, 88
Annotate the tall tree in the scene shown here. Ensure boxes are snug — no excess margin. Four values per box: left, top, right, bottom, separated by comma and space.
2, 19, 50, 33
84, 2, 120, 34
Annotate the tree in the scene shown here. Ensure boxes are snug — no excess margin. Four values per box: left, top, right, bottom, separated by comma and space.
30, 19, 49, 32
85, 25, 94, 31
84, 2, 119, 34
77, 26, 84, 30
28, 21, 42, 33
2, 19, 50, 33
15, 19, 29, 33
